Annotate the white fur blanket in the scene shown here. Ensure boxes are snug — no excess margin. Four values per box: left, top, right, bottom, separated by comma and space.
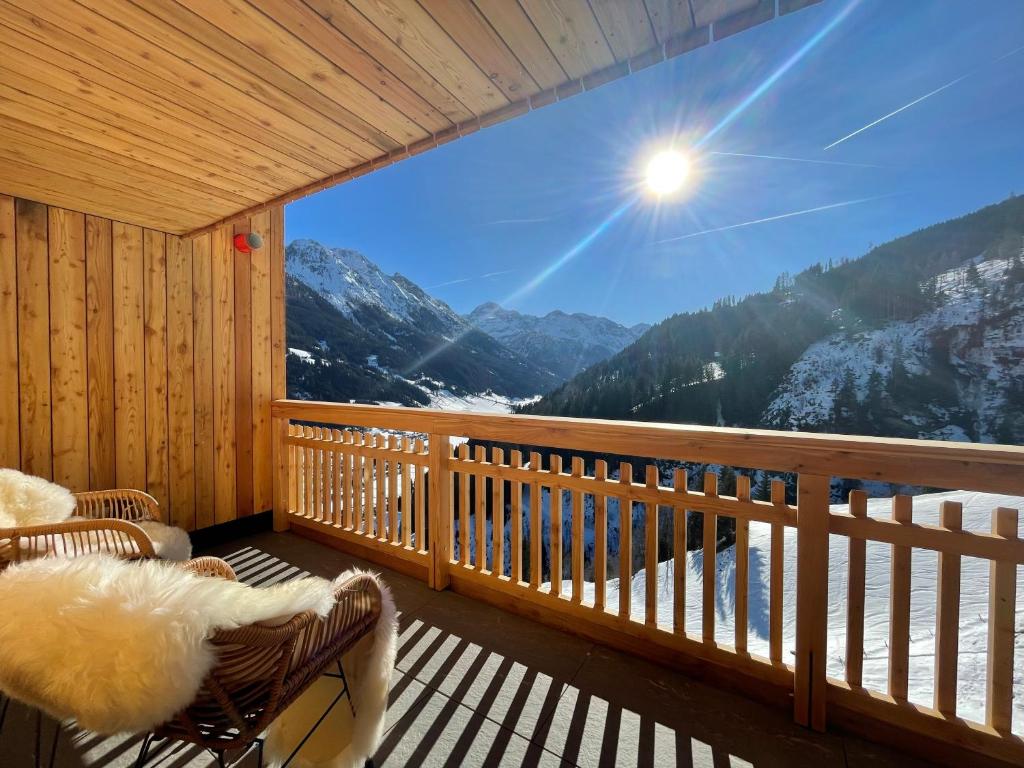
0, 554, 336, 733
264, 571, 398, 768
0, 469, 76, 529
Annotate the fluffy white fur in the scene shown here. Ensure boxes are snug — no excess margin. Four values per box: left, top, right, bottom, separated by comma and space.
264, 570, 398, 768
0, 554, 335, 733
135, 519, 192, 560
0, 469, 75, 529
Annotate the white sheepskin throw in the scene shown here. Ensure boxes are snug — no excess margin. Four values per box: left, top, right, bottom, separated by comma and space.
0, 468, 75, 529
264, 570, 398, 768
0, 554, 335, 733
135, 519, 192, 560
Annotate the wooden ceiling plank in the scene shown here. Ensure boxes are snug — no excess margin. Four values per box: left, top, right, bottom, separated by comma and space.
589, 0, 658, 62
517, 0, 617, 80
690, 0, 760, 28
0, 0, 342, 181
470, 0, 566, 90
177, 0, 427, 145
0, 115, 256, 212
0, 158, 201, 233
346, 0, 509, 116
417, 0, 539, 101
77, 0, 385, 166
0, 42, 301, 196
247, 0, 451, 134
643, 0, 695, 45
0, 128, 230, 220
301, 0, 474, 124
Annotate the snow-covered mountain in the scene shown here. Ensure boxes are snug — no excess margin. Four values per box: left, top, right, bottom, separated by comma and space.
285, 241, 559, 405
467, 302, 650, 382
763, 253, 1024, 441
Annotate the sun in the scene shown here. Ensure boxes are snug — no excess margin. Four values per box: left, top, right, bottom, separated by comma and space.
644, 149, 691, 197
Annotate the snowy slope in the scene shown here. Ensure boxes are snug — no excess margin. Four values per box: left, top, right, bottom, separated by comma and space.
467, 302, 649, 382
526, 490, 1023, 733
764, 256, 1024, 440
287, 239, 463, 334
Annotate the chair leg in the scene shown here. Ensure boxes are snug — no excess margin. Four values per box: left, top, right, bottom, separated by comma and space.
0, 694, 8, 733
134, 733, 155, 768
47, 718, 60, 768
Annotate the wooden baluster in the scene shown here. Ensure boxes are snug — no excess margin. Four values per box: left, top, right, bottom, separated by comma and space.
702, 472, 718, 644
402, 437, 413, 548
550, 454, 563, 597
794, 474, 830, 732
511, 449, 523, 584
769, 479, 785, 665
934, 499, 962, 716
287, 425, 297, 517
415, 438, 426, 553
571, 456, 585, 604
475, 446, 487, 572
457, 444, 470, 565
619, 461, 632, 619
376, 435, 388, 540
388, 438, 399, 543
492, 447, 505, 578
735, 475, 751, 653
303, 426, 314, 519
594, 460, 608, 612
343, 431, 355, 530
673, 467, 687, 635
353, 432, 365, 534
889, 495, 912, 701
986, 507, 1018, 732
332, 429, 343, 525
313, 427, 324, 522
846, 489, 867, 687
529, 451, 542, 589
362, 434, 374, 536
644, 465, 659, 627
427, 434, 452, 590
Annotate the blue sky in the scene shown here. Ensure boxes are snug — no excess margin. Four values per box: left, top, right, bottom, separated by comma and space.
286, 0, 1024, 327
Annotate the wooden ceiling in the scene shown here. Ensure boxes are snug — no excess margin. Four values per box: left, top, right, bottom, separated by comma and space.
0, 0, 820, 235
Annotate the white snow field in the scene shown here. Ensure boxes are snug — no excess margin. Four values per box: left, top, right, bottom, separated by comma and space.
530, 490, 1024, 733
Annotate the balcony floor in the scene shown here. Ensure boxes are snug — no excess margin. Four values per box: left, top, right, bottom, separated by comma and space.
0, 530, 936, 767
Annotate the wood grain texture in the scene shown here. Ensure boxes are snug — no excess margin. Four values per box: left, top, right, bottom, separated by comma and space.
85, 215, 114, 489
233, 221, 254, 518
0, 195, 17, 467
211, 226, 236, 523
143, 229, 169, 511
15, 198, 51, 477
167, 234, 196, 530
112, 221, 146, 489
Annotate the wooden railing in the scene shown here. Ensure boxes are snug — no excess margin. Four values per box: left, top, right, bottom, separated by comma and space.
271, 399, 1024, 765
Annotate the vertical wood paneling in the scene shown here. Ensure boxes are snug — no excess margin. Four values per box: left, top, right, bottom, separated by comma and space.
167, 234, 196, 530
16, 199, 51, 478
250, 209, 273, 513
85, 215, 115, 490
48, 207, 88, 490
233, 220, 254, 517
192, 232, 216, 530
212, 225, 236, 523
5, 196, 281, 531
112, 222, 146, 489
144, 229, 169, 513
0, 195, 18, 467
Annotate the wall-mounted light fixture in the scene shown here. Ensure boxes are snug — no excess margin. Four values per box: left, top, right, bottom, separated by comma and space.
233, 232, 264, 253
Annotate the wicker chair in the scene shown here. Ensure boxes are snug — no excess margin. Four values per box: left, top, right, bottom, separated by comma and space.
0, 489, 159, 570
136, 556, 384, 768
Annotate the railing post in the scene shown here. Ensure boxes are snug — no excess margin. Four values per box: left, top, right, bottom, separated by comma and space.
272, 417, 290, 532
794, 473, 830, 731
427, 433, 452, 590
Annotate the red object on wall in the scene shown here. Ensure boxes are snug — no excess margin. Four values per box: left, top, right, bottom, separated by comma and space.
234, 232, 264, 253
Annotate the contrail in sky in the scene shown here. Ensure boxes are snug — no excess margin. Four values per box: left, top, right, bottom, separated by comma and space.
710, 150, 885, 169
653, 195, 893, 244
825, 44, 1024, 150
428, 269, 517, 289
824, 75, 970, 150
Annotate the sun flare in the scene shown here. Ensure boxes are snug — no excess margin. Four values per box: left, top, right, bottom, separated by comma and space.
644, 149, 691, 197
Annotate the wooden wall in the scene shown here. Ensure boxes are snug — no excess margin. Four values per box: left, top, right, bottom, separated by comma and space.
0, 194, 285, 530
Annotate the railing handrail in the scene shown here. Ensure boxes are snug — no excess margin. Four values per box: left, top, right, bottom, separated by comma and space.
272, 399, 1024, 494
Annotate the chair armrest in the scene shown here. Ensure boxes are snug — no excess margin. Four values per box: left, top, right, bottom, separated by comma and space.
181, 556, 238, 581
0, 517, 156, 565
74, 489, 161, 523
